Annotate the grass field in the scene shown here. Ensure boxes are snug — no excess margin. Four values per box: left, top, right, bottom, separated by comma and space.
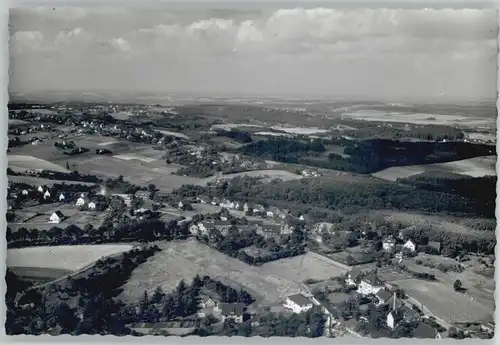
8, 155, 70, 173
372, 155, 496, 181
7, 244, 134, 272
67, 155, 202, 192
119, 239, 346, 306
8, 266, 73, 283
393, 278, 493, 323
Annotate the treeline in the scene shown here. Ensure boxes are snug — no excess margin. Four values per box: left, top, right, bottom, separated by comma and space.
197, 225, 307, 265
240, 138, 325, 163
211, 306, 326, 338
6, 245, 159, 335
398, 172, 496, 218
340, 139, 495, 174
7, 168, 102, 184
179, 175, 493, 218
216, 129, 253, 143
7, 218, 189, 248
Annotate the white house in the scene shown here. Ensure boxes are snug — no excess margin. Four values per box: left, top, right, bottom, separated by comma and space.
200, 296, 216, 309
88, 202, 97, 210
49, 211, 65, 224
403, 239, 416, 252
21, 189, 29, 196
382, 238, 396, 251
357, 272, 384, 296
75, 197, 86, 207
283, 294, 314, 314
43, 190, 51, 199
59, 193, 65, 201
37, 186, 44, 193
178, 201, 184, 209
189, 224, 200, 236
217, 303, 245, 324
197, 221, 215, 236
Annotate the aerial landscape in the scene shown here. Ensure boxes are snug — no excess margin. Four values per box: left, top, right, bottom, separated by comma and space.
5, 3, 497, 339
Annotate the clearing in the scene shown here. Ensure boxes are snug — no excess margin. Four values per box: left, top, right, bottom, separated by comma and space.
156, 129, 190, 140
119, 239, 347, 306
202, 169, 302, 185
372, 156, 496, 181
270, 125, 330, 135
8, 155, 70, 173
7, 244, 134, 273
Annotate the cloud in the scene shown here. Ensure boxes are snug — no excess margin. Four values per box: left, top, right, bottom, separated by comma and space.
8, 6, 498, 100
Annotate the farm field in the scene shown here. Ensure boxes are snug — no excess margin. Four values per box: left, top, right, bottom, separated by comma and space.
202, 169, 302, 185
156, 129, 190, 139
119, 239, 346, 306
8, 203, 107, 231
7, 244, 134, 272
8, 155, 70, 173
65, 155, 202, 192
372, 155, 496, 181
342, 110, 495, 128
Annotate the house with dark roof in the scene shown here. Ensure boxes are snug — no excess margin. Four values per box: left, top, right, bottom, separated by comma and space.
214, 220, 232, 235
387, 305, 420, 329
345, 267, 364, 286
382, 237, 396, 251
49, 210, 66, 224
283, 294, 314, 314
258, 224, 282, 239
413, 322, 441, 339
357, 271, 384, 296
217, 303, 246, 324
376, 289, 393, 305
427, 241, 442, 254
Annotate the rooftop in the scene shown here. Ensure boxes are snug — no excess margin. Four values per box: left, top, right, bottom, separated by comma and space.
287, 294, 312, 307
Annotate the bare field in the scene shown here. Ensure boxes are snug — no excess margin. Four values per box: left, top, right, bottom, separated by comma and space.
113, 154, 157, 163
156, 129, 190, 139
7, 244, 134, 271
8, 155, 70, 173
373, 156, 496, 181
202, 169, 302, 185
119, 239, 312, 306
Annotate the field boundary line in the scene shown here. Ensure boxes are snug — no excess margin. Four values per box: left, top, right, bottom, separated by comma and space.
307, 251, 351, 271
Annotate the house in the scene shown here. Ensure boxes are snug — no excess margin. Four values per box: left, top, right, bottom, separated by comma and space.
266, 206, 281, 218
413, 322, 442, 339
376, 289, 393, 305
387, 305, 420, 329
80, 192, 89, 199
403, 239, 417, 252
200, 296, 216, 309
427, 241, 442, 254
220, 199, 235, 209
196, 196, 210, 204
357, 271, 384, 296
259, 224, 282, 239
345, 268, 364, 286
211, 198, 220, 206
178, 200, 184, 209
49, 211, 65, 224
88, 202, 97, 210
252, 204, 265, 214
217, 303, 245, 324
21, 189, 29, 196
75, 197, 86, 207
58, 193, 65, 201
243, 202, 252, 212
197, 221, 215, 235
37, 185, 44, 193
214, 220, 232, 234
283, 294, 314, 314
43, 190, 51, 199
382, 237, 395, 251
189, 224, 199, 236
136, 190, 151, 199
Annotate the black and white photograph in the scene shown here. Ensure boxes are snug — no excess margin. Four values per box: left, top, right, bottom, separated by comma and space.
5, 0, 497, 339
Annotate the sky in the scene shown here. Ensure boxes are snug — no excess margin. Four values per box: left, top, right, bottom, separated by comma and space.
8, 4, 499, 102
